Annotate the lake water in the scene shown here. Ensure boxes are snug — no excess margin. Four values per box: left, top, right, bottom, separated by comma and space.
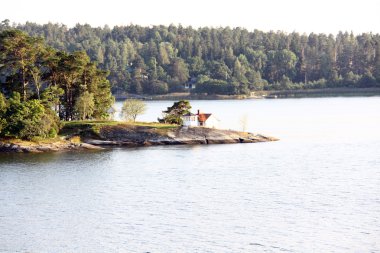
1, 97, 380, 253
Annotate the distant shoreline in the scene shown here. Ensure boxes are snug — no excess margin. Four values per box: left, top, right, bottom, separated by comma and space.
260, 87, 380, 98
114, 88, 380, 101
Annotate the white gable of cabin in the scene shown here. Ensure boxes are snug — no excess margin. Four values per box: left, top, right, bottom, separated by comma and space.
203, 114, 219, 128
182, 115, 198, 127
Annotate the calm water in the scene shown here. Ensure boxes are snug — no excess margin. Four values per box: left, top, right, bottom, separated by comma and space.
1, 97, 380, 253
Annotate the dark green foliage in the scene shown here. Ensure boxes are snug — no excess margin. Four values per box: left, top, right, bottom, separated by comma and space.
1, 92, 60, 139
74, 91, 95, 120
0, 92, 6, 114
0, 30, 45, 101
193, 77, 234, 95
41, 86, 64, 109
143, 80, 168, 94
2, 21, 380, 95
159, 100, 191, 125
0, 29, 114, 122
0, 92, 7, 133
0, 29, 115, 139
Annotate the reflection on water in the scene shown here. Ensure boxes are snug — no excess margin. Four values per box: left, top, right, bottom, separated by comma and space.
0, 97, 380, 252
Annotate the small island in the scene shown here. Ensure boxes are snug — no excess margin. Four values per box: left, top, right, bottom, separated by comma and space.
0, 121, 278, 153
0, 105, 278, 153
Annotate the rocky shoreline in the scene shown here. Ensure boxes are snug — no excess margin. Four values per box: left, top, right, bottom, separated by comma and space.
84, 125, 278, 146
0, 140, 102, 153
0, 125, 278, 153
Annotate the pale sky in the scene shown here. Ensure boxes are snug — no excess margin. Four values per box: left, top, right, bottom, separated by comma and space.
3, 0, 380, 34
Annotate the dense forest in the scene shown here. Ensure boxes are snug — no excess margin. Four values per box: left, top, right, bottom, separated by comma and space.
0, 29, 114, 139
1, 19, 380, 96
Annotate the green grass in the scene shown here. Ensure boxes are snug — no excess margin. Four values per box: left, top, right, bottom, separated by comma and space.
63, 120, 177, 128
63, 120, 120, 127
2, 121, 178, 143
124, 121, 178, 129
59, 120, 178, 137
61, 120, 120, 135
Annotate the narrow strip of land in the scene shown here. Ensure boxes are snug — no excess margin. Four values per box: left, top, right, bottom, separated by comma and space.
0, 121, 278, 153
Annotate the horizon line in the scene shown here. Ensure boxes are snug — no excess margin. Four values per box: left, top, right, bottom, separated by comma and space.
3, 19, 379, 37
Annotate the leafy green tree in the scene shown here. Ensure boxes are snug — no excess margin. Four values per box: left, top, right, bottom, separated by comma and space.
188, 56, 205, 76
74, 91, 95, 120
278, 75, 293, 89
130, 56, 146, 94
231, 58, 250, 94
143, 80, 168, 94
159, 100, 191, 124
121, 99, 146, 122
41, 86, 64, 112
2, 92, 59, 139
207, 61, 231, 80
3, 92, 25, 136
233, 58, 247, 83
147, 57, 158, 81
43, 49, 114, 120
266, 49, 297, 82
19, 100, 60, 139
0, 92, 7, 134
92, 79, 115, 119
158, 42, 171, 65
58, 51, 89, 120
0, 92, 6, 114
245, 49, 267, 73
343, 71, 361, 86
170, 58, 189, 83
194, 78, 233, 95
247, 70, 267, 90
0, 30, 44, 101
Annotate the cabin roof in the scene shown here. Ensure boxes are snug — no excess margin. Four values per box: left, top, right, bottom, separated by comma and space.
198, 113, 212, 122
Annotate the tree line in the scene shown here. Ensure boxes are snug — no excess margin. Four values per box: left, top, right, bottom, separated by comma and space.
0, 29, 114, 139
1, 19, 380, 96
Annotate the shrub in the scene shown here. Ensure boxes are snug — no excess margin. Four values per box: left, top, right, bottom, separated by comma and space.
121, 99, 147, 122
1, 92, 60, 140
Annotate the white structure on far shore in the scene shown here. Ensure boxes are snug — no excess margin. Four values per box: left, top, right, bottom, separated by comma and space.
182, 110, 219, 128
